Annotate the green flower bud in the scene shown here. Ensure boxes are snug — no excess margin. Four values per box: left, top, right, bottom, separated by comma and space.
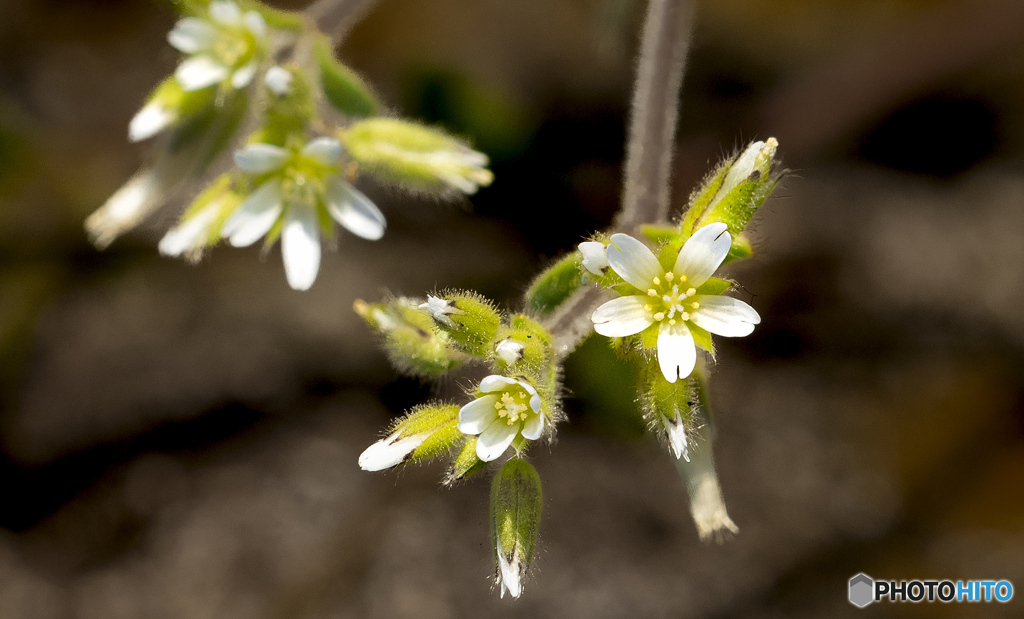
315, 37, 379, 118
524, 253, 582, 316
639, 362, 700, 461
493, 315, 553, 376
355, 298, 467, 376
248, 65, 315, 147
420, 291, 500, 357
445, 436, 486, 484
340, 118, 494, 195
680, 138, 781, 243
490, 458, 542, 599
358, 403, 461, 471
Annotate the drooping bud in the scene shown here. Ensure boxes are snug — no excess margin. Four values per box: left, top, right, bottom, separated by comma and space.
340, 118, 494, 195
159, 174, 240, 261
639, 361, 700, 461
680, 138, 782, 244
358, 403, 461, 471
354, 298, 467, 376
128, 76, 214, 142
419, 291, 500, 357
490, 458, 542, 599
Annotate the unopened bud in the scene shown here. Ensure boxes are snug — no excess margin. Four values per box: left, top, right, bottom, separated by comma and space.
356, 297, 466, 376
358, 403, 461, 471
490, 459, 542, 599
420, 291, 500, 357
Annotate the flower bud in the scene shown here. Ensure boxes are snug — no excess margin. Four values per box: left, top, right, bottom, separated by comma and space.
524, 253, 582, 316
639, 362, 699, 461
490, 458, 542, 599
419, 291, 500, 357
315, 37, 378, 118
680, 138, 781, 241
492, 314, 553, 378
128, 76, 214, 142
358, 403, 461, 471
445, 436, 486, 484
355, 298, 466, 376
340, 118, 494, 195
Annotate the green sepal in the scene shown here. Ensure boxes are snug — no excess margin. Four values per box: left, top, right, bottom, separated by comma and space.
525, 252, 582, 316
315, 37, 379, 118
724, 233, 754, 263
428, 291, 501, 357
680, 159, 730, 237
689, 323, 714, 355
237, 0, 304, 30
696, 277, 732, 296
446, 437, 486, 484
490, 459, 542, 588
641, 224, 682, 247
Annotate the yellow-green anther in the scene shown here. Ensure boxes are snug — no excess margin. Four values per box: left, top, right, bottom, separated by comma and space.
490, 458, 542, 599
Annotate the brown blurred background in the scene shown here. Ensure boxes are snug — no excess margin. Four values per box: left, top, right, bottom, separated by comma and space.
0, 0, 1023, 616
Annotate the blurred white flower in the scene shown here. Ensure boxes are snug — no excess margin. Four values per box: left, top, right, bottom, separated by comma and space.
169, 1, 268, 92
221, 137, 385, 290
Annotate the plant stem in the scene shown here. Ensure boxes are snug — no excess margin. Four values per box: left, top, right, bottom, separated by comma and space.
615, 0, 695, 233
305, 0, 379, 41
547, 0, 696, 356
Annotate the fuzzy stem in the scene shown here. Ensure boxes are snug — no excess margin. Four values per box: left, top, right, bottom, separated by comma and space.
614, 0, 695, 233
305, 0, 379, 41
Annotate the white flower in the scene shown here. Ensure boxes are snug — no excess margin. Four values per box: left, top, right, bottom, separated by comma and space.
264, 65, 294, 96
458, 376, 544, 462
85, 171, 162, 249
419, 294, 462, 327
496, 537, 523, 599
578, 240, 609, 275
220, 137, 386, 290
358, 430, 426, 471
169, 1, 267, 93
590, 223, 760, 383
495, 338, 525, 365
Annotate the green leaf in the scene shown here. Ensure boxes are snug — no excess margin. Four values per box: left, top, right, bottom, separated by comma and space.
316, 38, 379, 118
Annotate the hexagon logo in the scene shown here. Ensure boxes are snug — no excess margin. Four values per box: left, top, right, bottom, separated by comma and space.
849, 573, 874, 608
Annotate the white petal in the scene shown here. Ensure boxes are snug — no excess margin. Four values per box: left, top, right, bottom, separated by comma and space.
230, 60, 258, 89
673, 222, 731, 287
281, 202, 322, 291
175, 56, 229, 91
521, 412, 544, 440
592, 296, 653, 337
495, 339, 524, 365
689, 295, 760, 337
244, 10, 267, 39
128, 102, 174, 142
606, 233, 663, 289
86, 171, 161, 248
662, 412, 690, 461
222, 179, 282, 247
234, 143, 289, 174
458, 395, 499, 434
476, 420, 520, 462
325, 178, 386, 240
264, 66, 293, 95
578, 241, 609, 275
301, 137, 343, 167
715, 141, 764, 202
497, 544, 522, 599
167, 17, 218, 54
358, 432, 426, 471
209, 1, 242, 26
480, 375, 517, 393
158, 203, 219, 257
657, 321, 696, 383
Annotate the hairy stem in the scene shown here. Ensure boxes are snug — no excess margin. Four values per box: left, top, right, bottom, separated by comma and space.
548, 0, 695, 354
615, 0, 695, 232
305, 0, 379, 41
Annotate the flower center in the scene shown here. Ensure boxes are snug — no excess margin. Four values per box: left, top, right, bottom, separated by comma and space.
644, 272, 699, 326
494, 390, 531, 425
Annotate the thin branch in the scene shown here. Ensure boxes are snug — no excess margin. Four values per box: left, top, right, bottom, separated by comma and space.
305, 0, 379, 42
615, 0, 695, 233
548, 0, 696, 354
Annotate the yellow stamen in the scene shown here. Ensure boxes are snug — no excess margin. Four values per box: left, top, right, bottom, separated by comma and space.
652, 277, 661, 285
653, 312, 665, 321
686, 288, 696, 297
664, 272, 674, 281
